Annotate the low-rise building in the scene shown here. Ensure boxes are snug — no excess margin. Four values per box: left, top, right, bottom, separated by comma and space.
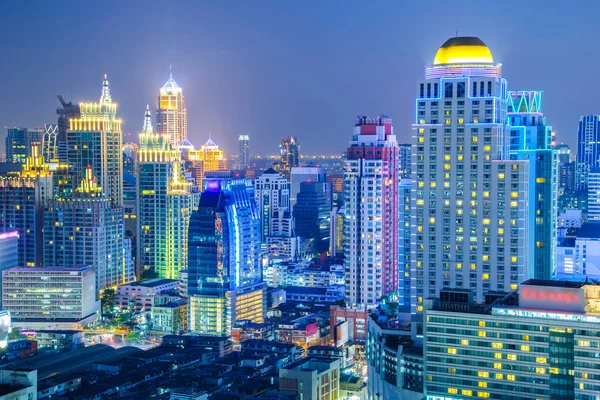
35, 330, 85, 350
330, 305, 368, 344
556, 222, 600, 280
279, 357, 340, 400
151, 298, 188, 334
0, 367, 37, 400
115, 278, 180, 312
2, 266, 99, 330
278, 317, 320, 349
424, 280, 600, 399
232, 321, 275, 343
162, 335, 232, 358
284, 285, 344, 303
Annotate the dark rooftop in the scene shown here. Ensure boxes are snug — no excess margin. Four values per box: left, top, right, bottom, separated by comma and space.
522, 279, 588, 288
126, 278, 178, 288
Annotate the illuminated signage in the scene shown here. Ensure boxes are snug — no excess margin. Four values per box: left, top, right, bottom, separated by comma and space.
518, 285, 585, 313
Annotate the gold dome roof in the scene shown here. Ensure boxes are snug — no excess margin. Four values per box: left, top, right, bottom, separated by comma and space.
433, 37, 493, 65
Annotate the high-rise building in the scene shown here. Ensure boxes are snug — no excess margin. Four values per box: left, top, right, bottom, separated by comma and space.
424, 281, 600, 400
42, 124, 60, 163
576, 114, 600, 191
557, 144, 576, 194
5, 127, 43, 165
56, 95, 80, 162
0, 231, 18, 307
187, 177, 265, 336
399, 178, 412, 306
588, 169, 600, 222
279, 136, 300, 176
412, 37, 531, 315
0, 146, 53, 267
507, 90, 558, 279
137, 106, 197, 279
44, 166, 135, 291
67, 75, 123, 205
254, 168, 290, 242
293, 181, 331, 253
344, 115, 399, 307
329, 207, 344, 258
184, 138, 228, 189
290, 166, 327, 210
239, 134, 250, 169
157, 71, 187, 149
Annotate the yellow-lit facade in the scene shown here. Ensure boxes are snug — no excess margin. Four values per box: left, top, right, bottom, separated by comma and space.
186, 138, 228, 189
157, 72, 187, 149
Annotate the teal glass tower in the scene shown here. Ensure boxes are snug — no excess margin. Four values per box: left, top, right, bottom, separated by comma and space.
507, 90, 558, 279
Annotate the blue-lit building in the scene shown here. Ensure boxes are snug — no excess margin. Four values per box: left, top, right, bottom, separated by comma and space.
576, 114, 600, 191
293, 181, 331, 253
507, 90, 558, 280
5, 127, 43, 165
187, 177, 265, 336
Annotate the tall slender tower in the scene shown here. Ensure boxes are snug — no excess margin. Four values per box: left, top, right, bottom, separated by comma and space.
67, 75, 123, 205
344, 116, 399, 307
239, 135, 250, 169
412, 37, 530, 316
576, 115, 600, 191
279, 136, 300, 177
157, 70, 187, 149
137, 106, 197, 279
254, 168, 290, 242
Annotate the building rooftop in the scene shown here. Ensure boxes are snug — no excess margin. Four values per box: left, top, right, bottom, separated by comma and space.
521, 279, 589, 289
433, 36, 493, 65
283, 357, 338, 373
5, 265, 92, 273
124, 278, 178, 288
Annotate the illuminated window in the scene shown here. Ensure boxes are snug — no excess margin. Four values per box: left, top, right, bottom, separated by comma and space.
510, 201, 518, 207
507, 374, 516, 381
492, 342, 502, 349
482, 255, 489, 261
536, 177, 546, 183
444, 155, 451, 161
447, 348, 457, 354
418, 137, 425, 143
511, 256, 518, 263
417, 226, 423, 232
448, 367, 456, 374
419, 119, 425, 124
472, 136, 478, 143
448, 388, 458, 395
535, 368, 546, 374
461, 339, 469, 345
495, 373, 503, 380
578, 340, 591, 347
479, 321, 486, 327
477, 393, 490, 398
417, 305, 423, 312
478, 371, 489, 378
417, 199, 424, 206
498, 173, 504, 179
482, 219, 490, 225
498, 228, 504, 234
483, 273, 490, 280
493, 363, 502, 369
470, 264, 476, 270
511, 191, 518, 198
582, 372, 589, 379
478, 382, 487, 388
418, 128, 424, 133
521, 345, 530, 352
494, 353, 502, 359
507, 354, 517, 361
484, 145, 491, 151
445, 163, 451, 170
478, 331, 486, 337
510, 284, 518, 290
462, 390, 473, 396
523, 335, 529, 341
429, 217, 436, 223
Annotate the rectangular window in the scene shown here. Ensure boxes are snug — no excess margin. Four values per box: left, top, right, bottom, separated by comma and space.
427, 83, 431, 98
434, 83, 439, 97
472, 81, 477, 97
457, 82, 465, 98
420, 84, 424, 98
487, 81, 492, 96
480, 81, 485, 97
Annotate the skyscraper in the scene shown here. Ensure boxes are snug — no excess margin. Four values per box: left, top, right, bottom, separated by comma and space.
557, 144, 576, 194
44, 166, 135, 291
187, 177, 265, 336
344, 115, 399, 307
507, 90, 558, 279
588, 169, 600, 222
412, 37, 530, 315
279, 136, 300, 176
398, 178, 412, 306
254, 168, 290, 242
576, 114, 600, 191
157, 71, 187, 149
137, 106, 197, 279
293, 181, 331, 253
289, 166, 327, 210
5, 127, 43, 165
67, 75, 123, 205
0, 146, 53, 266
56, 95, 80, 163
239, 134, 250, 169
398, 143, 412, 178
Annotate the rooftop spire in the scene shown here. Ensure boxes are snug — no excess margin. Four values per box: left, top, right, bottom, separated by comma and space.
143, 104, 153, 134
101, 73, 112, 104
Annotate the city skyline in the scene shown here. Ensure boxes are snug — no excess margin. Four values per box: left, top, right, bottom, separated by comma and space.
2, 1, 599, 157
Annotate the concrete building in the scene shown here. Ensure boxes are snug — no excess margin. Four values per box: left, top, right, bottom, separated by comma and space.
588, 168, 600, 222
329, 306, 368, 343
279, 357, 340, 400
345, 115, 399, 307
254, 168, 290, 242
399, 178, 412, 307
424, 280, 600, 399
294, 181, 331, 253
157, 71, 187, 149
188, 177, 265, 336
0, 367, 37, 400
114, 278, 180, 312
152, 298, 188, 334
289, 166, 326, 210
2, 266, 99, 330
556, 223, 600, 280
412, 37, 530, 316
35, 330, 85, 350
0, 232, 18, 307
238, 134, 250, 169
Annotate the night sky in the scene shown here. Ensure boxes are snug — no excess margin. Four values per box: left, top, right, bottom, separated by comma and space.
1, 1, 598, 156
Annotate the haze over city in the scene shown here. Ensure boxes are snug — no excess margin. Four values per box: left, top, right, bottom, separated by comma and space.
2, 0, 599, 155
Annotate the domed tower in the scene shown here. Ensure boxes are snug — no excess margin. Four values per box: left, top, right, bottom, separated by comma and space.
410, 37, 532, 314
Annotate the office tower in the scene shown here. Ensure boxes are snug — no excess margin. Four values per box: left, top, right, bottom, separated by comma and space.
239, 134, 250, 169
576, 114, 600, 191
290, 166, 327, 210
41, 124, 59, 163
279, 136, 300, 176
5, 127, 43, 164
0, 231, 18, 307
424, 281, 600, 400
2, 266, 99, 330
254, 168, 290, 241
44, 166, 135, 291
399, 178, 412, 306
557, 145, 576, 194
0, 147, 53, 266
122, 142, 138, 176
67, 74, 123, 205
588, 169, 600, 222
56, 95, 80, 162
184, 138, 228, 189
137, 106, 196, 279
507, 90, 558, 279
329, 207, 344, 257
412, 37, 530, 314
344, 115, 399, 307
398, 143, 412, 178
187, 177, 265, 336
157, 70, 187, 149
293, 181, 331, 253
